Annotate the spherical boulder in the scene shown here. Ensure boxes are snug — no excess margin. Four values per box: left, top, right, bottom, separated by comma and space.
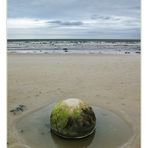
50, 98, 96, 139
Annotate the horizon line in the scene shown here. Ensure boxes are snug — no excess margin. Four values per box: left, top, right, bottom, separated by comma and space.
7, 38, 140, 41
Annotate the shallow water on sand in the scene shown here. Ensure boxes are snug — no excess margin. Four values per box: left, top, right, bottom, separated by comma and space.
15, 104, 132, 148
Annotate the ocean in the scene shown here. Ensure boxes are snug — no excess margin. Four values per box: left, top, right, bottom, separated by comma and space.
7, 39, 140, 54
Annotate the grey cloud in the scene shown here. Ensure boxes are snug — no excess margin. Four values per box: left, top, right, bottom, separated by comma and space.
91, 15, 111, 20
47, 20, 83, 26
91, 15, 121, 21
60, 21, 83, 26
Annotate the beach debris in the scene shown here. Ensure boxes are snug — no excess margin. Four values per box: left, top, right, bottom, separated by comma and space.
10, 109, 17, 115
10, 104, 26, 115
63, 48, 68, 52
50, 98, 96, 139
125, 51, 130, 54
135, 51, 141, 54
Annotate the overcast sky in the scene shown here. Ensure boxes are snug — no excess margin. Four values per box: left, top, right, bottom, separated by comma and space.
7, 0, 140, 39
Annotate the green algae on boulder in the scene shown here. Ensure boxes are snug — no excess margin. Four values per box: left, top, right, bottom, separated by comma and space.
50, 98, 96, 139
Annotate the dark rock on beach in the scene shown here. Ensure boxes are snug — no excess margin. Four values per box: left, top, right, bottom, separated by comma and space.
10, 104, 26, 115
135, 51, 141, 54
125, 51, 130, 54
50, 98, 96, 139
63, 48, 68, 52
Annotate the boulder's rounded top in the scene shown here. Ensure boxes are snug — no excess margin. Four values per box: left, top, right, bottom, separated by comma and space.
60, 98, 88, 112
62, 98, 82, 107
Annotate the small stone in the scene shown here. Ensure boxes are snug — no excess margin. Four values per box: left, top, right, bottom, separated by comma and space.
63, 48, 68, 52
135, 51, 140, 54
125, 51, 130, 54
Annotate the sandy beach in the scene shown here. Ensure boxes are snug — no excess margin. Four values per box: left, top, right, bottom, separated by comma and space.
7, 53, 140, 148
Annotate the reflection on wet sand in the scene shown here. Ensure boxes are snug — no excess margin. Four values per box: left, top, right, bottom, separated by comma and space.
51, 130, 95, 148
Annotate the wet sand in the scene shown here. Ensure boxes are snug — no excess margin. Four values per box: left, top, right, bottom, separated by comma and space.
14, 104, 132, 148
7, 53, 140, 148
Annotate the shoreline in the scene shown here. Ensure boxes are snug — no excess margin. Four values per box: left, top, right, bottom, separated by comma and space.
7, 52, 140, 56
